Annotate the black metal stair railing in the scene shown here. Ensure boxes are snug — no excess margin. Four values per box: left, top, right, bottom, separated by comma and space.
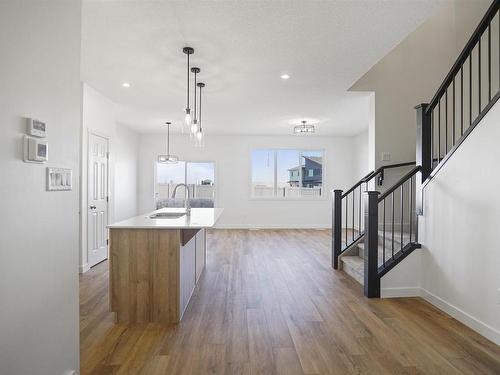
416, 0, 500, 206
364, 166, 421, 298
331, 162, 415, 269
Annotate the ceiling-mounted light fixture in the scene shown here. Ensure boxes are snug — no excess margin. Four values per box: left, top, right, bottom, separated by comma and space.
195, 82, 205, 146
183, 47, 194, 131
294, 120, 315, 134
158, 122, 179, 163
190, 67, 200, 137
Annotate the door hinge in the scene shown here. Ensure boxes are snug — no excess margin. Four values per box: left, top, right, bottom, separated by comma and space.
106, 196, 109, 202
106, 239, 109, 246
106, 152, 110, 159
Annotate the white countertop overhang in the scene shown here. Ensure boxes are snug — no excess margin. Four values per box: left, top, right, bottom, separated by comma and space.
107, 208, 223, 229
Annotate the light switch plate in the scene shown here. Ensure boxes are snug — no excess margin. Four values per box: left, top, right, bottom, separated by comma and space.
47, 167, 72, 191
381, 152, 391, 162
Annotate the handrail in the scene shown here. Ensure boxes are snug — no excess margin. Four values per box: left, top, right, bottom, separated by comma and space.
378, 166, 421, 201
341, 161, 415, 197
425, 0, 499, 113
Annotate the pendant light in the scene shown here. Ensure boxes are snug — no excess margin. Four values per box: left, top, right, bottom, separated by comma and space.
158, 122, 179, 163
196, 82, 205, 146
294, 120, 315, 134
182, 47, 194, 131
190, 67, 200, 137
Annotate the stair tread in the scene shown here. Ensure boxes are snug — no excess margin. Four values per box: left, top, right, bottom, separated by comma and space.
340, 255, 364, 285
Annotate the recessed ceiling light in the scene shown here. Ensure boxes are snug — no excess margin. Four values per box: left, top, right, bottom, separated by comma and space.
122, 82, 131, 88
280, 74, 290, 80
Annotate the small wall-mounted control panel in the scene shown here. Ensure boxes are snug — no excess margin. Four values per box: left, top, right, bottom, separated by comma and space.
23, 118, 48, 163
23, 135, 48, 163
47, 167, 72, 191
27, 118, 47, 137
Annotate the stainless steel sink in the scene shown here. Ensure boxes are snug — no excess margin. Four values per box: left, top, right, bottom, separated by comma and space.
149, 212, 186, 219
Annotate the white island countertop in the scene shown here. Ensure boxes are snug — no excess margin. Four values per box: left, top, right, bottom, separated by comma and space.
107, 207, 223, 229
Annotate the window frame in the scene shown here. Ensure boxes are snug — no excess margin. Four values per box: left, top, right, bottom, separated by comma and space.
153, 159, 217, 207
249, 148, 326, 201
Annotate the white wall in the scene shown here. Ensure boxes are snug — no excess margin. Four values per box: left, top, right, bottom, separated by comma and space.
381, 100, 500, 344
0, 2, 81, 374
114, 125, 139, 221
418, 100, 500, 345
80, 84, 139, 272
351, 0, 491, 168
352, 130, 369, 180
139, 134, 358, 228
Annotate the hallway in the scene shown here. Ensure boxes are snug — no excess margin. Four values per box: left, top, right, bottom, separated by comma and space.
80, 229, 500, 374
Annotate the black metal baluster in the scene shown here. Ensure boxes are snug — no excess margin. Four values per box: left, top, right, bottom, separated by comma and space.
400, 184, 404, 251
445, 89, 448, 153
345, 197, 348, 247
453, 77, 456, 145
409, 175, 413, 243
352, 191, 355, 242
470, 52, 472, 126
479, 38, 482, 113
391, 191, 395, 259
488, 19, 491, 102
431, 109, 435, 168
438, 100, 441, 162
461, 66, 464, 136
383, 198, 386, 266
359, 185, 361, 233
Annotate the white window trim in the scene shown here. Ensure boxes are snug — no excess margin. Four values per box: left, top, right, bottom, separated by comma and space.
249, 148, 327, 201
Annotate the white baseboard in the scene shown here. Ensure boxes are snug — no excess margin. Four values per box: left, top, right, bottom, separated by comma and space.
420, 288, 500, 346
79, 263, 90, 273
215, 224, 331, 230
381, 287, 422, 298
382, 286, 500, 345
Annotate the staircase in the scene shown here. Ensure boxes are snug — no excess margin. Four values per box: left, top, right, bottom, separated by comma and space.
340, 229, 412, 284
332, 163, 421, 297
332, 0, 500, 298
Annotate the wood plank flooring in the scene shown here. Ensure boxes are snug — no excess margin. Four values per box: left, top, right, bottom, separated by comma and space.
80, 229, 500, 374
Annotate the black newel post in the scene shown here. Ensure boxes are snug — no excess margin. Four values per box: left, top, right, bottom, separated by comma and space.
364, 191, 380, 298
332, 189, 342, 269
415, 103, 432, 215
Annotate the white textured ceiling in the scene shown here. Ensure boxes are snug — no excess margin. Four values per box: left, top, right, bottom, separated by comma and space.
81, 0, 441, 136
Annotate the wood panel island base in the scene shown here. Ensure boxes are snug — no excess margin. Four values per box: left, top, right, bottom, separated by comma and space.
107, 208, 223, 324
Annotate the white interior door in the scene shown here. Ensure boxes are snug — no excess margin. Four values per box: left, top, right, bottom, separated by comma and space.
88, 133, 109, 267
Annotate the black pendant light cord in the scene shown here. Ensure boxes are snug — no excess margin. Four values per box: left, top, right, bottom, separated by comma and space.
194, 71, 197, 122
186, 53, 190, 110
166, 122, 171, 155
199, 85, 202, 130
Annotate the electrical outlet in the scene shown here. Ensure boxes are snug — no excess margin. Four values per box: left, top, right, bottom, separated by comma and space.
381, 152, 391, 162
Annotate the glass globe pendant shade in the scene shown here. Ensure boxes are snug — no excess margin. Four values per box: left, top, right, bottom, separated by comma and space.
157, 154, 179, 164
184, 109, 192, 127
191, 119, 198, 135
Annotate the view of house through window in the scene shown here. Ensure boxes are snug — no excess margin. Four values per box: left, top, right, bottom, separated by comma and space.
252, 149, 324, 198
156, 161, 215, 207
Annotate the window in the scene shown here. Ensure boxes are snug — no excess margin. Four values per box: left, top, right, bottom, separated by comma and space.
156, 161, 215, 207
251, 149, 324, 198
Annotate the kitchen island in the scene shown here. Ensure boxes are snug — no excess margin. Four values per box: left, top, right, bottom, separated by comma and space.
107, 207, 223, 324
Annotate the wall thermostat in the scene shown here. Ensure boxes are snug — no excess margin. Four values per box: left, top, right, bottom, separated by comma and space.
23, 135, 48, 163
27, 118, 47, 138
